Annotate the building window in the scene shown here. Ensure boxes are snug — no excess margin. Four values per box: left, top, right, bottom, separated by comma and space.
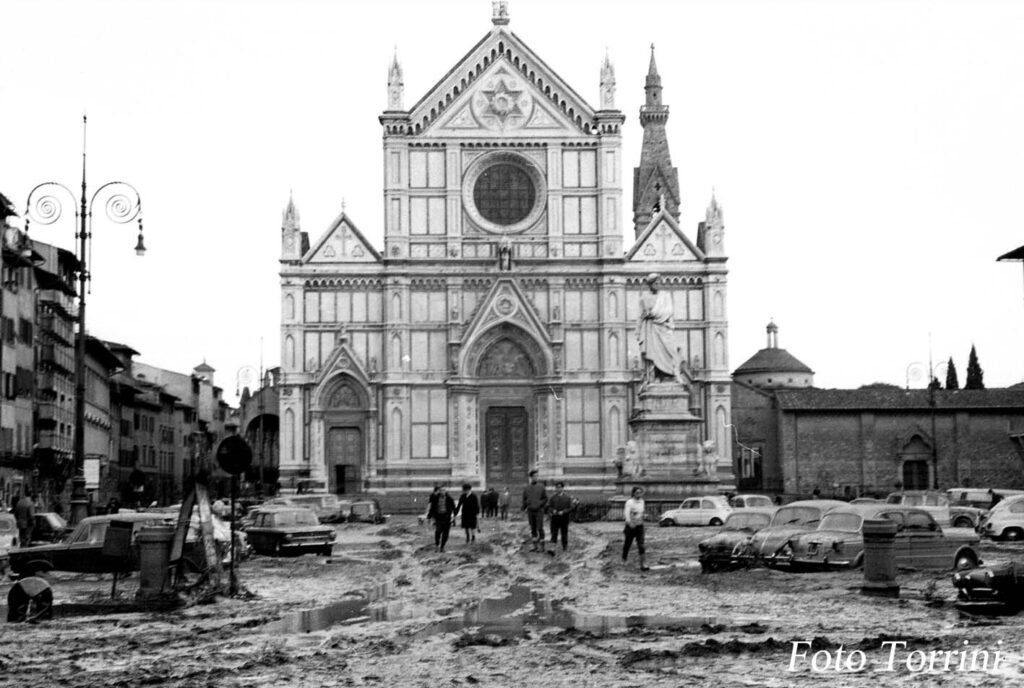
411, 388, 447, 459
566, 387, 600, 457
474, 164, 535, 225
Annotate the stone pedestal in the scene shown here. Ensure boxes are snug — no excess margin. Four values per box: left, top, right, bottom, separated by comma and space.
623, 381, 719, 498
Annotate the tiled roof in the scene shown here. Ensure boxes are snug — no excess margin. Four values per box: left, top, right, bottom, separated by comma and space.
733, 348, 813, 375
776, 388, 1024, 411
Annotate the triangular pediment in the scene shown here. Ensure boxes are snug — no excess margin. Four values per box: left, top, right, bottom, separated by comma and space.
303, 213, 381, 264
311, 331, 372, 408
626, 210, 706, 263
429, 60, 582, 137
408, 28, 598, 137
460, 277, 553, 374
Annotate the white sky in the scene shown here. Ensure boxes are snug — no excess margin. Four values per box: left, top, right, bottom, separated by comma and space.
4, 0, 1024, 398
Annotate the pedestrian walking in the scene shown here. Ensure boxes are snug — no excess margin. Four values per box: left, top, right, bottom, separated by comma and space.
546, 481, 576, 553
455, 483, 481, 543
498, 487, 510, 520
483, 487, 498, 517
622, 486, 649, 571
522, 470, 547, 551
14, 491, 35, 547
427, 484, 455, 552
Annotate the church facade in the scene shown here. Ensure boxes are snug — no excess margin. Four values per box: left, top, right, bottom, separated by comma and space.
278, 5, 731, 499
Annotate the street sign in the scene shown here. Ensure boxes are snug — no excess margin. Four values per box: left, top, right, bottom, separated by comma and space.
215, 435, 253, 475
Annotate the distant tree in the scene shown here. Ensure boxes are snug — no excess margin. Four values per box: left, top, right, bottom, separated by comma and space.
965, 345, 985, 390
928, 376, 942, 391
859, 382, 901, 390
945, 357, 959, 390
0, 191, 16, 223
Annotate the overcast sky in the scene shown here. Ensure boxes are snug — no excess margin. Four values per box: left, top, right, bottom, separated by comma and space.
4, 0, 1024, 398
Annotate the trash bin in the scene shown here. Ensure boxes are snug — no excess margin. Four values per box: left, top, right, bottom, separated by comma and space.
861, 518, 900, 597
137, 525, 176, 599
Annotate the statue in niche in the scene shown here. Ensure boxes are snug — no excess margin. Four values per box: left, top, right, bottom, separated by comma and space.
624, 441, 643, 477
636, 272, 681, 385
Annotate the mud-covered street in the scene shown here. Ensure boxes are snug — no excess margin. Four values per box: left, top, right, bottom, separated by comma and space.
2, 516, 1023, 687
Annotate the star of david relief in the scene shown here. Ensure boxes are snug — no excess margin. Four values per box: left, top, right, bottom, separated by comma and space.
473, 68, 532, 131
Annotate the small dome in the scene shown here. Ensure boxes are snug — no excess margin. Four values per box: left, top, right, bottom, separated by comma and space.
733, 348, 813, 376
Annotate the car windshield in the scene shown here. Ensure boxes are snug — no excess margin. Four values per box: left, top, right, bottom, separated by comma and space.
771, 506, 822, 526
271, 511, 319, 527
818, 513, 863, 532
725, 512, 771, 530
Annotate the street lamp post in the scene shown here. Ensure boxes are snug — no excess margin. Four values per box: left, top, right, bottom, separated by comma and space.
24, 116, 145, 524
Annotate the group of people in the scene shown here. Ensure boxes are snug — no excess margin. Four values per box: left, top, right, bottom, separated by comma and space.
423, 473, 650, 570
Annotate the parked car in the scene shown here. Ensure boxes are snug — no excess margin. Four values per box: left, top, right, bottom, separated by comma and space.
0, 513, 18, 573
659, 495, 732, 527
277, 494, 350, 523
947, 488, 1024, 512
8, 513, 174, 578
737, 499, 847, 567
345, 499, 387, 524
697, 509, 775, 572
32, 512, 69, 544
979, 495, 1024, 541
884, 490, 984, 529
785, 504, 981, 571
849, 497, 882, 504
729, 494, 774, 509
953, 561, 1024, 614
244, 506, 336, 556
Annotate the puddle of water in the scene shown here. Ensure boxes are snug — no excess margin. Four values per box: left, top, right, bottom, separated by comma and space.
264, 583, 720, 637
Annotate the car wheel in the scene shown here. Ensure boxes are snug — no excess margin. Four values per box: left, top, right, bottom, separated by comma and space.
955, 551, 978, 570
321, 546, 333, 557
709, 518, 723, 527
658, 518, 676, 527
953, 516, 974, 529
1004, 528, 1024, 542
700, 561, 717, 573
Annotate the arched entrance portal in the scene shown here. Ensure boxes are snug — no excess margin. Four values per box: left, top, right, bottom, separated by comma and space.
472, 332, 543, 488
321, 376, 368, 495
898, 434, 933, 491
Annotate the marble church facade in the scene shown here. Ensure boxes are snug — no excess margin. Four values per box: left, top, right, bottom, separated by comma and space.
278, 5, 732, 499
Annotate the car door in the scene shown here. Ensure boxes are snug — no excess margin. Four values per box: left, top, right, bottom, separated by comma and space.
880, 511, 910, 563
903, 511, 944, 567
700, 498, 718, 525
247, 513, 269, 552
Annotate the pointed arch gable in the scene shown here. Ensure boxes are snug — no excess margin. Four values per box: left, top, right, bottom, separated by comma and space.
462, 322, 550, 379
314, 373, 370, 412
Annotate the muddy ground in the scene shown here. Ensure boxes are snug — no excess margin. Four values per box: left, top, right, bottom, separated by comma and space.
2, 515, 1023, 687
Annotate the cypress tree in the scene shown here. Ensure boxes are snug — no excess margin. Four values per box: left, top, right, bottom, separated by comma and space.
945, 357, 960, 390
965, 345, 985, 390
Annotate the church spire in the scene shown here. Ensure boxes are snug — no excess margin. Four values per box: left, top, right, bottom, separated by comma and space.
387, 48, 404, 110
599, 50, 616, 110
632, 44, 679, 237
282, 191, 300, 231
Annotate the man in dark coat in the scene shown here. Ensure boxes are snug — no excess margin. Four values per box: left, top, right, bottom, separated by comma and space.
455, 483, 480, 543
522, 470, 548, 551
14, 491, 35, 546
546, 481, 576, 553
426, 485, 456, 552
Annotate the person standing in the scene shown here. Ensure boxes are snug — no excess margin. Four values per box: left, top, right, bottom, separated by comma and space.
14, 491, 36, 547
427, 484, 455, 552
623, 486, 649, 571
498, 487, 510, 520
522, 470, 548, 551
546, 481, 575, 553
455, 483, 481, 543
